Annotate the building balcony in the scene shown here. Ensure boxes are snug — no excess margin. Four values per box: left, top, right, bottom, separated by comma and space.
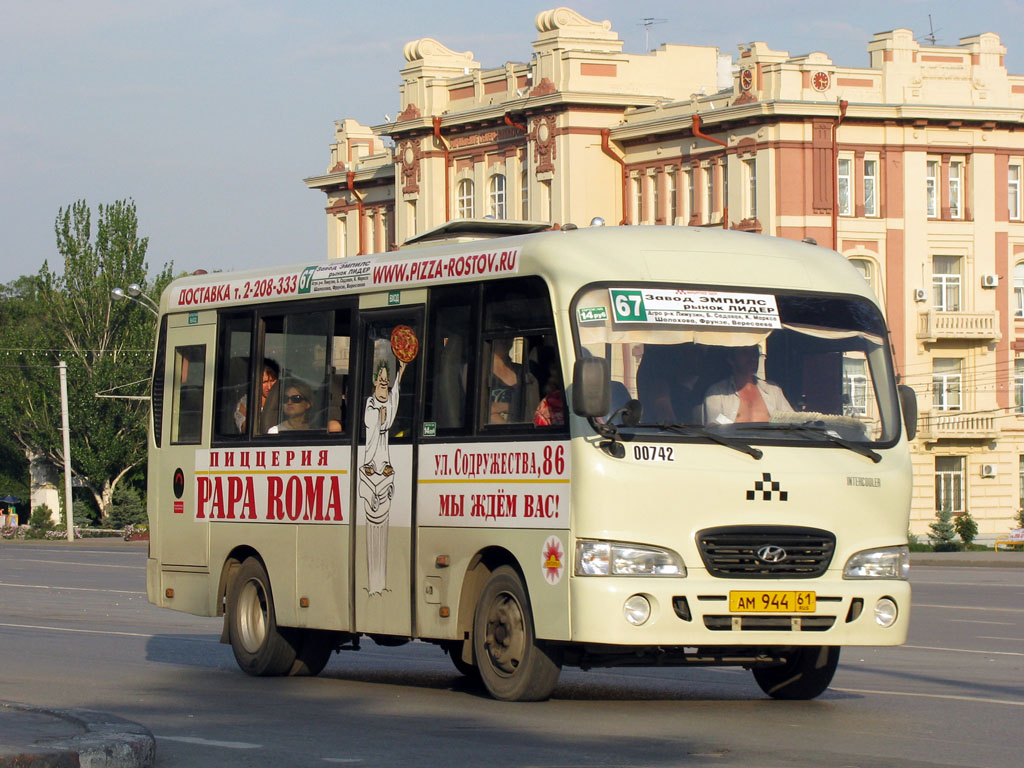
917, 310, 1001, 344
917, 409, 1001, 442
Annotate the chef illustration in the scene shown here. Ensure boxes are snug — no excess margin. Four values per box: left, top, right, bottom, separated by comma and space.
358, 325, 416, 596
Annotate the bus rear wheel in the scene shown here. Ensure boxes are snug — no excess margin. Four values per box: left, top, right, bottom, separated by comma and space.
228, 557, 297, 676
289, 630, 335, 677
752, 646, 840, 700
473, 566, 561, 701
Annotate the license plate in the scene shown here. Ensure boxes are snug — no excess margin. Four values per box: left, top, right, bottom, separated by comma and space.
729, 590, 816, 613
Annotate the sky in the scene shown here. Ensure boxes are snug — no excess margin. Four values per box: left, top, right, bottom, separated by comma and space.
2, 1, 1023, 286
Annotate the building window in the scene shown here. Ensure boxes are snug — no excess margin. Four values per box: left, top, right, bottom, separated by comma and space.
1016, 359, 1024, 414
1019, 456, 1024, 511
521, 169, 529, 219
488, 174, 506, 219
837, 158, 852, 216
949, 160, 963, 219
926, 160, 939, 218
935, 456, 965, 515
932, 255, 961, 312
932, 358, 962, 412
706, 166, 716, 222
685, 170, 694, 221
843, 357, 869, 417
1010, 164, 1021, 221
849, 257, 874, 291
541, 179, 552, 222
864, 159, 878, 217
406, 201, 416, 240
651, 172, 661, 223
1015, 263, 1024, 318
744, 158, 757, 219
457, 179, 475, 219
632, 175, 642, 223
668, 170, 678, 223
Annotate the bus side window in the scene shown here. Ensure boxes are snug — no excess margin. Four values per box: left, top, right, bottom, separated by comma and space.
170, 345, 206, 444
479, 277, 557, 432
213, 313, 253, 440
261, 310, 332, 435
425, 287, 476, 434
327, 310, 352, 435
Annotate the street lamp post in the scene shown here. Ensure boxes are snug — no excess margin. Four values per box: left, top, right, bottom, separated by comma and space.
111, 283, 158, 315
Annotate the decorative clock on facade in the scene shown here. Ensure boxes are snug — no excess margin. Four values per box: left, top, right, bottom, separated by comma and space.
812, 71, 831, 92
740, 69, 753, 91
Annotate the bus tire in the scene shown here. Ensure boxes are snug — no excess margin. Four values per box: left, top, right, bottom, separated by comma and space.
289, 630, 335, 677
227, 557, 297, 676
752, 646, 840, 700
473, 566, 561, 701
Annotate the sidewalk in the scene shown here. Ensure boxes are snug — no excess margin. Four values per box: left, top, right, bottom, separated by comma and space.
911, 549, 1024, 567
0, 703, 154, 768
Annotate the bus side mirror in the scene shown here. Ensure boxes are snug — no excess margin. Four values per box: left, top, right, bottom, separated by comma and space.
899, 384, 918, 441
572, 357, 611, 418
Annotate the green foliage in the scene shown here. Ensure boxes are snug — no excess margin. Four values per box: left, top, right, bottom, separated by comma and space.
954, 510, 978, 547
108, 483, 147, 529
1016, 509, 1024, 528
26, 505, 56, 539
0, 200, 173, 519
929, 508, 959, 552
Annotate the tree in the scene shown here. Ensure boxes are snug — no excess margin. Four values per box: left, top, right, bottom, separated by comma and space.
928, 508, 959, 552
0, 200, 172, 520
954, 511, 978, 548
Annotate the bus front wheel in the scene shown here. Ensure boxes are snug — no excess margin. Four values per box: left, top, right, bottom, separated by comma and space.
752, 646, 840, 700
473, 566, 562, 701
228, 557, 297, 676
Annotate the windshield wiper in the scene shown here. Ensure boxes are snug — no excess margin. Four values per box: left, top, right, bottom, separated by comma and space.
744, 423, 881, 463
656, 423, 763, 460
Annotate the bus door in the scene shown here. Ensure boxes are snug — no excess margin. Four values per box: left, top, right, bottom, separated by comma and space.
158, 311, 217, 568
352, 308, 423, 636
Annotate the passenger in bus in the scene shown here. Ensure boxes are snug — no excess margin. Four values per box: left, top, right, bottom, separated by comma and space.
637, 343, 706, 424
533, 358, 565, 427
268, 379, 313, 433
488, 337, 536, 423
702, 345, 792, 425
233, 358, 279, 434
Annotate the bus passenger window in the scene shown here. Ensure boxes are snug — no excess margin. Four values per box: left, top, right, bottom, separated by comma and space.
425, 290, 474, 433
213, 313, 253, 440
261, 310, 331, 435
327, 311, 352, 435
171, 345, 206, 444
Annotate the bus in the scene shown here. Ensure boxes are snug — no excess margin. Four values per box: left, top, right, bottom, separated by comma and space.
146, 221, 917, 701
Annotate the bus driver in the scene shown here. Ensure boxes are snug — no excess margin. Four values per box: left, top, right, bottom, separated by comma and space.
703, 345, 792, 425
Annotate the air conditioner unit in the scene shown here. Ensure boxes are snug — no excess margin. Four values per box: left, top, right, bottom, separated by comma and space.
913, 288, 928, 303
981, 463, 998, 478
981, 274, 999, 289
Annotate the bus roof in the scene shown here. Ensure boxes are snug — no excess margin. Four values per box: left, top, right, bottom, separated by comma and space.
160, 226, 877, 315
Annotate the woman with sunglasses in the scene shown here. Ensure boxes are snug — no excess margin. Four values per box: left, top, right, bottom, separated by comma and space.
268, 379, 314, 433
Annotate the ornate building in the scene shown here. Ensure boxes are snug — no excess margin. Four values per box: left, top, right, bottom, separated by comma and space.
305, 7, 1024, 541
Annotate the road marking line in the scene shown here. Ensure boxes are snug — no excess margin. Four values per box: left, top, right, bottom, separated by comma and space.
0, 581, 145, 595
913, 603, 1024, 614
976, 636, 1023, 642
0, 622, 218, 641
10, 558, 145, 570
912, 581, 1024, 588
833, 687, 1024, 708
949, 619, 1014, 626
160, 736, 261, 749
904, 644, 1024, 657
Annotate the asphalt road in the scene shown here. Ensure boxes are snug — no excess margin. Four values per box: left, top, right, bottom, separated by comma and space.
0, 542, 1021, 767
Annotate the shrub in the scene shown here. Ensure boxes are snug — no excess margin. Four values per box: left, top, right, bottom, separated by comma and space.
108, 484, 147, 529
26, 505, 57, 539
929, 508, 959, 552
954, 511, 978, 548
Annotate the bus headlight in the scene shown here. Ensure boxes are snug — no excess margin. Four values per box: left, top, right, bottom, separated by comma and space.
575, 541, 685, 576
843, 546, 910, 579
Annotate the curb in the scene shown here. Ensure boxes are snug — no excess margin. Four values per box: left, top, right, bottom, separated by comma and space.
0, 703, 155, 768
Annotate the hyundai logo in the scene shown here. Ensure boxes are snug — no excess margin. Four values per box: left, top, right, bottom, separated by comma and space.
756, 545, 787, 564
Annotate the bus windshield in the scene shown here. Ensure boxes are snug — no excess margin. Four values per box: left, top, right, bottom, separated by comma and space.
574, 284, 900, 446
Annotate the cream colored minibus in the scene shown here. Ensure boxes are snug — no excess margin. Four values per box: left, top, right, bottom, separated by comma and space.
146, 221, 916, 701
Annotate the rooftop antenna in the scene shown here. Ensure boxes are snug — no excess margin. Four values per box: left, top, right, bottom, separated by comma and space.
919, 14, 941, 45
638, 17, 667, 53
